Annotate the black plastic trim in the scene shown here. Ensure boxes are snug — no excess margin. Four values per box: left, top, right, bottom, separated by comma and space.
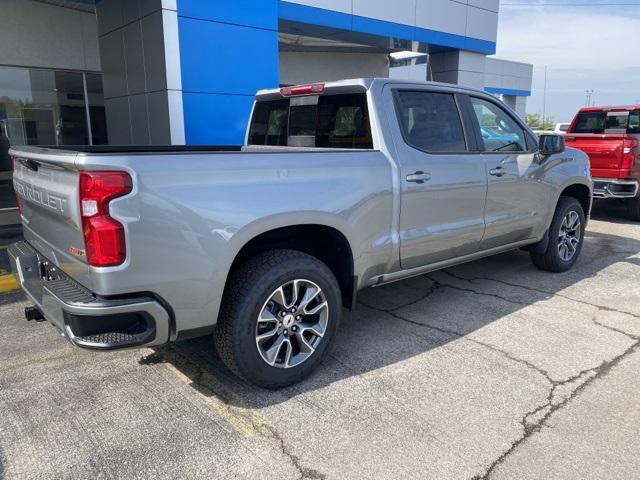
175, 325, 216, 342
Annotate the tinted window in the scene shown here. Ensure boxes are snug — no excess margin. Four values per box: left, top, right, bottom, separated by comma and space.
470, 97, 527, 152
629, 112, 640, 134
394, 91, 467, 153
605, 111, 640, 134
572, 112, 605, 134
248, 99, 288, 146
248, 93, 373, 149
571, 111, 640, 134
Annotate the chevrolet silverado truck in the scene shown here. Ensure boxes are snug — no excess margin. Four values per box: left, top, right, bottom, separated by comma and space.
565, 105, 640, 219
9, 79, 592, 388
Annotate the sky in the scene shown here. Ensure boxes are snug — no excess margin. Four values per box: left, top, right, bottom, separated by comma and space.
495, 0, 640, 122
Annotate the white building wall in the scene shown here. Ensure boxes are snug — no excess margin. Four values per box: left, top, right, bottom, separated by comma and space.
280, 51, 389, 85
484, 58, 533, 93
429, 51, 487, 90
389, 64, 428, 82
0, 0, 100, 71
285, 0, 499, 43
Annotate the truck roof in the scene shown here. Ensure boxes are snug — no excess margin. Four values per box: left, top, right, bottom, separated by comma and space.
255, 77, 494, 100
578, 105, 640, 113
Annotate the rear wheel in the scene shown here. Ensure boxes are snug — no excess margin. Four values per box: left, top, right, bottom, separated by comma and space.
531, 196, 585, 272
626, 197, 640, 221
214, 250, 341, 389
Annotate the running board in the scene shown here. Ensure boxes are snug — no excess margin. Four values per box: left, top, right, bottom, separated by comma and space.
371, 239, 537, 287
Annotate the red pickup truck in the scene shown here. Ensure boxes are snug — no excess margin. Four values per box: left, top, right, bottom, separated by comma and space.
565, 106, 640, 220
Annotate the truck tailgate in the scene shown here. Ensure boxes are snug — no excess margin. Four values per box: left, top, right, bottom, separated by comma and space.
565, 133, 625, 177
11, 147, 91, 282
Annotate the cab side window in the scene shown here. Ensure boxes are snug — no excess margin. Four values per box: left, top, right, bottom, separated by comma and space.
394, 91, 467, 153
470, 97, 528, 152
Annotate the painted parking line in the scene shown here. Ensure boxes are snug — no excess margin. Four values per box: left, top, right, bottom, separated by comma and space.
158, 349, 272, 438
0, 273, 19, 293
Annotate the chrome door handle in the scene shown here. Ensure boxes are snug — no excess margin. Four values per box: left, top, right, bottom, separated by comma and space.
489, 166, 506, 177
406, 171, 431, 184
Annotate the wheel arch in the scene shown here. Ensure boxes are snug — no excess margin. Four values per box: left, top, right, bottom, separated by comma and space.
227, 223, 356, 310
560, 183, 592, 218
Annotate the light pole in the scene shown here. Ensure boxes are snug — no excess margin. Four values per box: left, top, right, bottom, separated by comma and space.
585, 89, 595, 107
542, 66, 548, 129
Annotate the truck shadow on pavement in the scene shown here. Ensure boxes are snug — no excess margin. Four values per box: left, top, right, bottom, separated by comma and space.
590, 199, 638, 226
142, 203, 640, 410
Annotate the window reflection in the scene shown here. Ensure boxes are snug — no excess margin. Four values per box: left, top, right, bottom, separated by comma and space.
0, 66, 108, 224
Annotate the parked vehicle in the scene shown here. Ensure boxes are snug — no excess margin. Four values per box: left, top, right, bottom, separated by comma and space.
9, 79, 592, 388
565, 106, 640, 220
554, 123, 571, 135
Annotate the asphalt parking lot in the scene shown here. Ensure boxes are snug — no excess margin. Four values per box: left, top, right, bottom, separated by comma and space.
0, 201, 639, 480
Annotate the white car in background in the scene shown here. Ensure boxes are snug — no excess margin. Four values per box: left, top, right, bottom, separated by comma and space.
554, 123, 571, 134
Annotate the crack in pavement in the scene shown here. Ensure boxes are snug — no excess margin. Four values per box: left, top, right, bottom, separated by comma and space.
442, 270, 640, 327
388, 280, 442, 312
261, 424, 326, 480
359, 292, 555, 386
362, 270, 640, 480
140, 349, 326, 480
473, 341, 640, 480
439, 270, 640, 343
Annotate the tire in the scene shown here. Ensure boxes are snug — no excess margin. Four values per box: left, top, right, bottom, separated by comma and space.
214, 249, 342, 389
530, 196, 586, 273
627, 197, 640, 222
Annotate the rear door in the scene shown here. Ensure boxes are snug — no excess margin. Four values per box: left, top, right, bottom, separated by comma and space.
467, 95, 550, 249
385, 86, 487, 269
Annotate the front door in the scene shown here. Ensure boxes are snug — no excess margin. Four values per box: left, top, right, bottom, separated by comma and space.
386, 87, 487, 270
468, 96, 550, 249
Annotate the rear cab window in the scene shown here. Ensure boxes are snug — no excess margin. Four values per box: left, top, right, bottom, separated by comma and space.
572, 110, 640, 134
248, 92, 373, 149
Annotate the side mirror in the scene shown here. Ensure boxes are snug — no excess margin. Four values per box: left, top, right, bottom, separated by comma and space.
539, 134, 565, 156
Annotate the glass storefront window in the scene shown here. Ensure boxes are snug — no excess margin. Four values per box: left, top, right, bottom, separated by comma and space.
0, 65, 108, 225
85, 73, 108, 145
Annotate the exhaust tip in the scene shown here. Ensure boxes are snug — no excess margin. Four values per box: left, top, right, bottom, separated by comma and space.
25, 306, 45, 322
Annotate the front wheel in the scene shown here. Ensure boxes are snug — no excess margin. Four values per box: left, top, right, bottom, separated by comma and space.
214, 250, 342, 389
530, 196, 586, 272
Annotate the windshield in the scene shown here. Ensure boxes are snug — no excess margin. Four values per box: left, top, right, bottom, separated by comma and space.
572, 111, 640, 134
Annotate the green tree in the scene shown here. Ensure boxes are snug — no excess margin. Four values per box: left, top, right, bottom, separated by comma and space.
525, 113, 555, 130
525, 113, 540, 128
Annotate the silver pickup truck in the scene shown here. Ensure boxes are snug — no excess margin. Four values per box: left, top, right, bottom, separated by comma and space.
9, 79, 592, 388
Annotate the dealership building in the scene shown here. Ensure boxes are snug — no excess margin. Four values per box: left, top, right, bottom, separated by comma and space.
0, 0, 532, 149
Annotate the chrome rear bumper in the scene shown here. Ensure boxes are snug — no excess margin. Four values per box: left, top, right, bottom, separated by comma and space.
592, 178, 639, 199
9, 241, 170, 350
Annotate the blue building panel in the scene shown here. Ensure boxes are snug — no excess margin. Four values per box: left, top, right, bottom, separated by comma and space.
176, 0, 501, 145
278, 1, 496, 55
183, 93, 255, 145
351, 15, 415, 43
177, 1, 280, 145
177, 0, 278, 30
179, 17, 279, 95
484, 87, 532, 97
413, 26, 466, 51
278, 1, 352, 31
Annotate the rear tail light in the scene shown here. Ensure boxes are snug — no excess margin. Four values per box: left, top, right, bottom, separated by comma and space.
79, 171, 132, 267
621, 138, 638, 170
280, 83, 325, 97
